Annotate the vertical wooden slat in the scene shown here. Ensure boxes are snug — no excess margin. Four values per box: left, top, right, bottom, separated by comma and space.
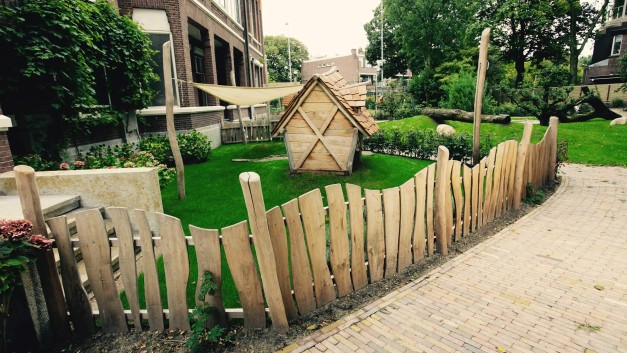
107, 207, 142, 331
265, 207, 298, 321
222, 221, 266, 329
425, 164, 436, 256
492, 143, 506, 219
507, 140, 518, 210
134, 209, 164, 330
299, 189, 336, 306
435, 147, 450, 256
549, 117, 559, 182
75, 209, 128, 333
239, 172, 288, 332
189, 225, 228, 327
365, 188, 385, 282
471, 164, 480, 232
382, 187, 400, 277
514, 122, 533, 209
46, 216, 95, 337
155, 213, 190, 331
495, 142, 508, 217
482, 148, 495, 223
325, 184, 353, 297
413, 170, 428, 261
398, 179, 415, 271
282, 199, 316, 314
346, 184, 368, 291
445, 161, 454, 246
451, 161, 463, 241
462, 165, 472, 237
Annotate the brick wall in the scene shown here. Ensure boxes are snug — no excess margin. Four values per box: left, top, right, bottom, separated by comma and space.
138, 111, 222, 133
0, 131, 14, 173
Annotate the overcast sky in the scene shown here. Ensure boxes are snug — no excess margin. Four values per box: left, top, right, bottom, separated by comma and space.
262, 0, 382, 59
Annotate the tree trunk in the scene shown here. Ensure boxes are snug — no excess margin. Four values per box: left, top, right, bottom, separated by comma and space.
422, 108, 511, 124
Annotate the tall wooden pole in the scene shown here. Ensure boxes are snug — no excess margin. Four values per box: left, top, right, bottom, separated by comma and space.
163, 41, 185, 200
472, 28, 491, 165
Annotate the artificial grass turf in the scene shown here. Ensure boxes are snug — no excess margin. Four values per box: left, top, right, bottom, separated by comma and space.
379, 116, 626, 166
124, 142, 432, 309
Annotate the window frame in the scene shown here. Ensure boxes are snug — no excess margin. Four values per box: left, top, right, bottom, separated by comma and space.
611, 34, 623, 56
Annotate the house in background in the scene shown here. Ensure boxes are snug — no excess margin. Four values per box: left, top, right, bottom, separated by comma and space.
301, 49, 379, 85
584, 0, 627, 84
4, 0, 267, 160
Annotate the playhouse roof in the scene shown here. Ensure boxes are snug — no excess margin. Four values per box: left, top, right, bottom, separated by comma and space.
272, 70, 378, 137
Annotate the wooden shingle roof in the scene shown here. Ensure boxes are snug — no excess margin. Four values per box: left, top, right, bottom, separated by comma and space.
272, 70, 378, 136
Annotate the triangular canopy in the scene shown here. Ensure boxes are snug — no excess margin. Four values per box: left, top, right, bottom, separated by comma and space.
193, 83, 303, 106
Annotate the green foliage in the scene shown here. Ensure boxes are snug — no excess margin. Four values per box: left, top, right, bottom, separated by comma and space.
408, 68, 443, 107
363, 4, 408, 77
556, 140, 569, 174
611, 98, 624, 108
12, 154, 57, 171
264, 35, 309, 82
619, 55, 627, 92
440, 71, 496, 113
0, 0, 156, 131
139, 131, 212, 165
377, 82, 420, 120
186, 272, 229, 353
524, 183, 546, 205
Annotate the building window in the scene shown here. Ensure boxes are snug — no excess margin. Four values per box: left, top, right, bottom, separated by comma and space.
218, 0, 241, 24
612, 34, 623, 56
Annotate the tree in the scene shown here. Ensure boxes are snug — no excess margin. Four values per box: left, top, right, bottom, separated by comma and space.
0, 0, 156, 156
479, 0, 567, 85
557, 0, 610, 84
363, 4, 408, 78
264, 35, 309, 83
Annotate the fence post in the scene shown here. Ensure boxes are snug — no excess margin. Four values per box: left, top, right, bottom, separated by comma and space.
14, 165, 71, 341
239, 172, 289, 333
513, 122, 533, 209
549, 117, 559, 182
434, 147, 449, 256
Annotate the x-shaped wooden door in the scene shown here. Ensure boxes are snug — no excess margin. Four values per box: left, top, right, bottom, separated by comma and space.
293, 106, 346, 171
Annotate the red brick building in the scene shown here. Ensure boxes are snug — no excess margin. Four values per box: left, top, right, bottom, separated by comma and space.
301, 49, 378, 85
3, 0, 267, 161
0, 105, 14, 173
584, 0, 627, 84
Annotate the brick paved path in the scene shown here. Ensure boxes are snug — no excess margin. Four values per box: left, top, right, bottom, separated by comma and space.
279, 164, 627, 353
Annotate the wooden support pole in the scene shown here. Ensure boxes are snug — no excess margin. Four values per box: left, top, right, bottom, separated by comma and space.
434, 147, 449, 256
239, 172, 289, 333
473, 28, 491, 166
163, 41, 185, 200
513, 122, 533, 209
237, 106, 248, 144
14, 165, 71, 341
549, 117, 559, 182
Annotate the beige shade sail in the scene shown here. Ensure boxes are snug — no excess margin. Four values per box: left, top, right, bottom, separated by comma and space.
192, 83, 303, 106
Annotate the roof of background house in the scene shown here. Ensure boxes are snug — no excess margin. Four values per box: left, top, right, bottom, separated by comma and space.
273, 69, 378, 136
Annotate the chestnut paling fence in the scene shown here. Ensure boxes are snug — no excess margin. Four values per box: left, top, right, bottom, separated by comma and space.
35, 118, 558, 336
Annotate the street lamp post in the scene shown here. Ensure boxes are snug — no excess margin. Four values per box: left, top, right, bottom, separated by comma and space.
285, 22, 292, 82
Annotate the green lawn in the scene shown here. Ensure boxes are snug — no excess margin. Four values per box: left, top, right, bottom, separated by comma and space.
379, 116, 627, 166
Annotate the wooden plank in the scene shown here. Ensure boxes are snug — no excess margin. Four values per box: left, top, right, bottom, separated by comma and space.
281, 199, 316, 314
305, 90, 333, 103
324, 184, 353, 297
107, 207, 142, 330
266, 207, 298, 321
471, 164, 480, 232
239, 173, 289, 333
221, 221, 266, 329
163, 41, 185, 199
434, 147, 449, 256
134, 210, 164, 330
398, 179, 415, 271
549, 117, 559, 182
297, 107, 346, 171
46, 216, 95, 337
491, 143, 506, 219
445, 161, 454, 246
462, 165, 472, 237
346, 184, 368, 290
482, 148, 496, 225
189, 225, 228, 327
425, 164, 436, 256
514, 122, 533, 209
451, 161, 463, 240
365, 188, 385, 283
75, 209, 128, 333
507, 140, 518, 210
299, 189, 337, 306
413, 170, 427, 261
346, 129, 359, 174
155, 213, 190, 331
383, 187, 401, 277
284, 131, 295, 172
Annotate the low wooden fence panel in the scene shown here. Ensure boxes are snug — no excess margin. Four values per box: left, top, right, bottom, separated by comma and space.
41, 118, 558, 336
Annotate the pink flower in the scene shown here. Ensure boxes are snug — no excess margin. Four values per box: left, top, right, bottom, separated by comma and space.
0, 219, 34, 241
28, 234, 54, 250
73, 160, 85, 168
60, 162, 70, 170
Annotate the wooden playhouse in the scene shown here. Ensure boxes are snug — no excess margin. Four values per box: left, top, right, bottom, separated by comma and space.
272, 70, 378, 174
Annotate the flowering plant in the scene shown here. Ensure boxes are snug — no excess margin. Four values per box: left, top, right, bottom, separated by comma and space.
0, 219, 53, 349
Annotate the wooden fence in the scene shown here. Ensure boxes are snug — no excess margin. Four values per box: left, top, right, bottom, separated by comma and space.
40, 118, 558, 336
220, 119, 279, 144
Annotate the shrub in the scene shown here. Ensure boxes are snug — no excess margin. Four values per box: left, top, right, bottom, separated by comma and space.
611, 98, 624, 108
12, 154, 57, 171
137, 134, 171, 164
178, 131, 212, 164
